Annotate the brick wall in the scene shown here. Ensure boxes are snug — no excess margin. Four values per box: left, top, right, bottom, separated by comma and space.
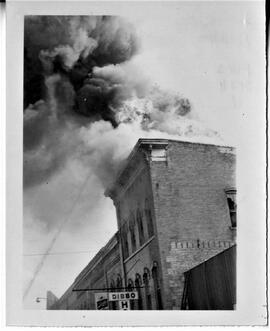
149, 141, 236, 309
50, 139, 236, 311
112, 149, 164, 309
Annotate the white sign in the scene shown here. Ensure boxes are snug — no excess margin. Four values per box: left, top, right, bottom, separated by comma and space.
108, 291, 138, 301
95, 292, 108, 310
119, 300, 130, 310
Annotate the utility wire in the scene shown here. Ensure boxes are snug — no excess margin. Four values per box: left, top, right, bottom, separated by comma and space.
23, 250, 97, 256
72, 286, 144, 292
23, 171, 93, 300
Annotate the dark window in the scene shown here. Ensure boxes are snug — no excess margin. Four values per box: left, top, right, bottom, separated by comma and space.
135, 274, 143, 310
225, 189, 237, 228
127, 279, 135, 310
121, 223, 129, 260
145, 199, 154, 238
130, 227, 136, 252
147, 209, 154, 237
116, 274, 122, 289
143, 269, 152, 310
129, 215, 137, 253
137, 210, 145, 246
110, 280, 117, 310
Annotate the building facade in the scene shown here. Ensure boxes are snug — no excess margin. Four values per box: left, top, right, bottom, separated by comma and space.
48, 138, 236, 310
49, 233, 122, 310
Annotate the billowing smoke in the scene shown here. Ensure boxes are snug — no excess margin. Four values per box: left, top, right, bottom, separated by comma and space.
23, 16, 222, 301
24, 16, 139, 121
24, 15, 219, 189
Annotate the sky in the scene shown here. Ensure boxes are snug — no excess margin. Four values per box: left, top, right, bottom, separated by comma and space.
23, 2, 265, 309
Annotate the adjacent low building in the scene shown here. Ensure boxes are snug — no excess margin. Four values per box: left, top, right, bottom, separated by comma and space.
49, 233, 121, 310
181, 244, 236, 310
48, 138, 236, 310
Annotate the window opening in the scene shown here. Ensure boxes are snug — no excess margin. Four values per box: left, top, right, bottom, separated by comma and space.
127, 279, 135, 310
225, 189, 237, 228
137, 210, 145, 246
129, 215, 137, 253
143, 270, 152, 310
135, 274, 143, 310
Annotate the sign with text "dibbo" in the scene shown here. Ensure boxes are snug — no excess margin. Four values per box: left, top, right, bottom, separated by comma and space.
108, 291, 138, 301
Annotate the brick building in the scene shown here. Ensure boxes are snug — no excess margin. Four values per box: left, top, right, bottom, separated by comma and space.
48, 138, 236, 310
49, 233, 122, 310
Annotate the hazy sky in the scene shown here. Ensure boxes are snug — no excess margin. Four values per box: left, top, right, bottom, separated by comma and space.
23, 1, 265, 309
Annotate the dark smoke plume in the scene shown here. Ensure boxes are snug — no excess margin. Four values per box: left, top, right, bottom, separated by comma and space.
24, 16, 138, 120
24, 16, 140, 187
23, 15, 197, 189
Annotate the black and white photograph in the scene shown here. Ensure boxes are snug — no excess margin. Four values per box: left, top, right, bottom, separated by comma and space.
5, 0, 266, 326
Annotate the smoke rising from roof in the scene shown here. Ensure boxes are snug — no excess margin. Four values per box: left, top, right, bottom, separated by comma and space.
24, 15, 219, 189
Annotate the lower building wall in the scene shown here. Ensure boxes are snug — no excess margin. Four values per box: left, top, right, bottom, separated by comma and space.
182, 245, 236, 309
123, 237, 163, 310
162, 239, 235, 309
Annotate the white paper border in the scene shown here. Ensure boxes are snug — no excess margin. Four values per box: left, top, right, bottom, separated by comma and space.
6, 1, 267, 326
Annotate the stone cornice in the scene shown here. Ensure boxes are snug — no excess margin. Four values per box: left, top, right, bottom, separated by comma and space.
105, 139, 169, 201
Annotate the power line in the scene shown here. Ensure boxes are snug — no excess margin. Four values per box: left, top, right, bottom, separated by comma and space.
23, 170, 93, 300
23, 250, 97, 257
72, 287, 144, 292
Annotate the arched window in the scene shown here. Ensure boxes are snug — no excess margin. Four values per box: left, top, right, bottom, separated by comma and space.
128, 279, 134, 288
110, 279, 117, 310
116, 274, 122, 290
145, 199, 154, 238
135, 274, 143, 310
137, 209, 145, 246
120, 222, 129, 260
129, 214, 137, 253
152, 262, 163, 310
127, 279, 135, 310
143, 268, 152, 310
110, 279, 115, 290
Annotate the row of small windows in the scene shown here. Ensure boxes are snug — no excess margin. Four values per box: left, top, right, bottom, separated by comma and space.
120, 200, 154, 260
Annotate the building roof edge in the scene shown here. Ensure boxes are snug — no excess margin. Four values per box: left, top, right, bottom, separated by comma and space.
105, 138, 235, 199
